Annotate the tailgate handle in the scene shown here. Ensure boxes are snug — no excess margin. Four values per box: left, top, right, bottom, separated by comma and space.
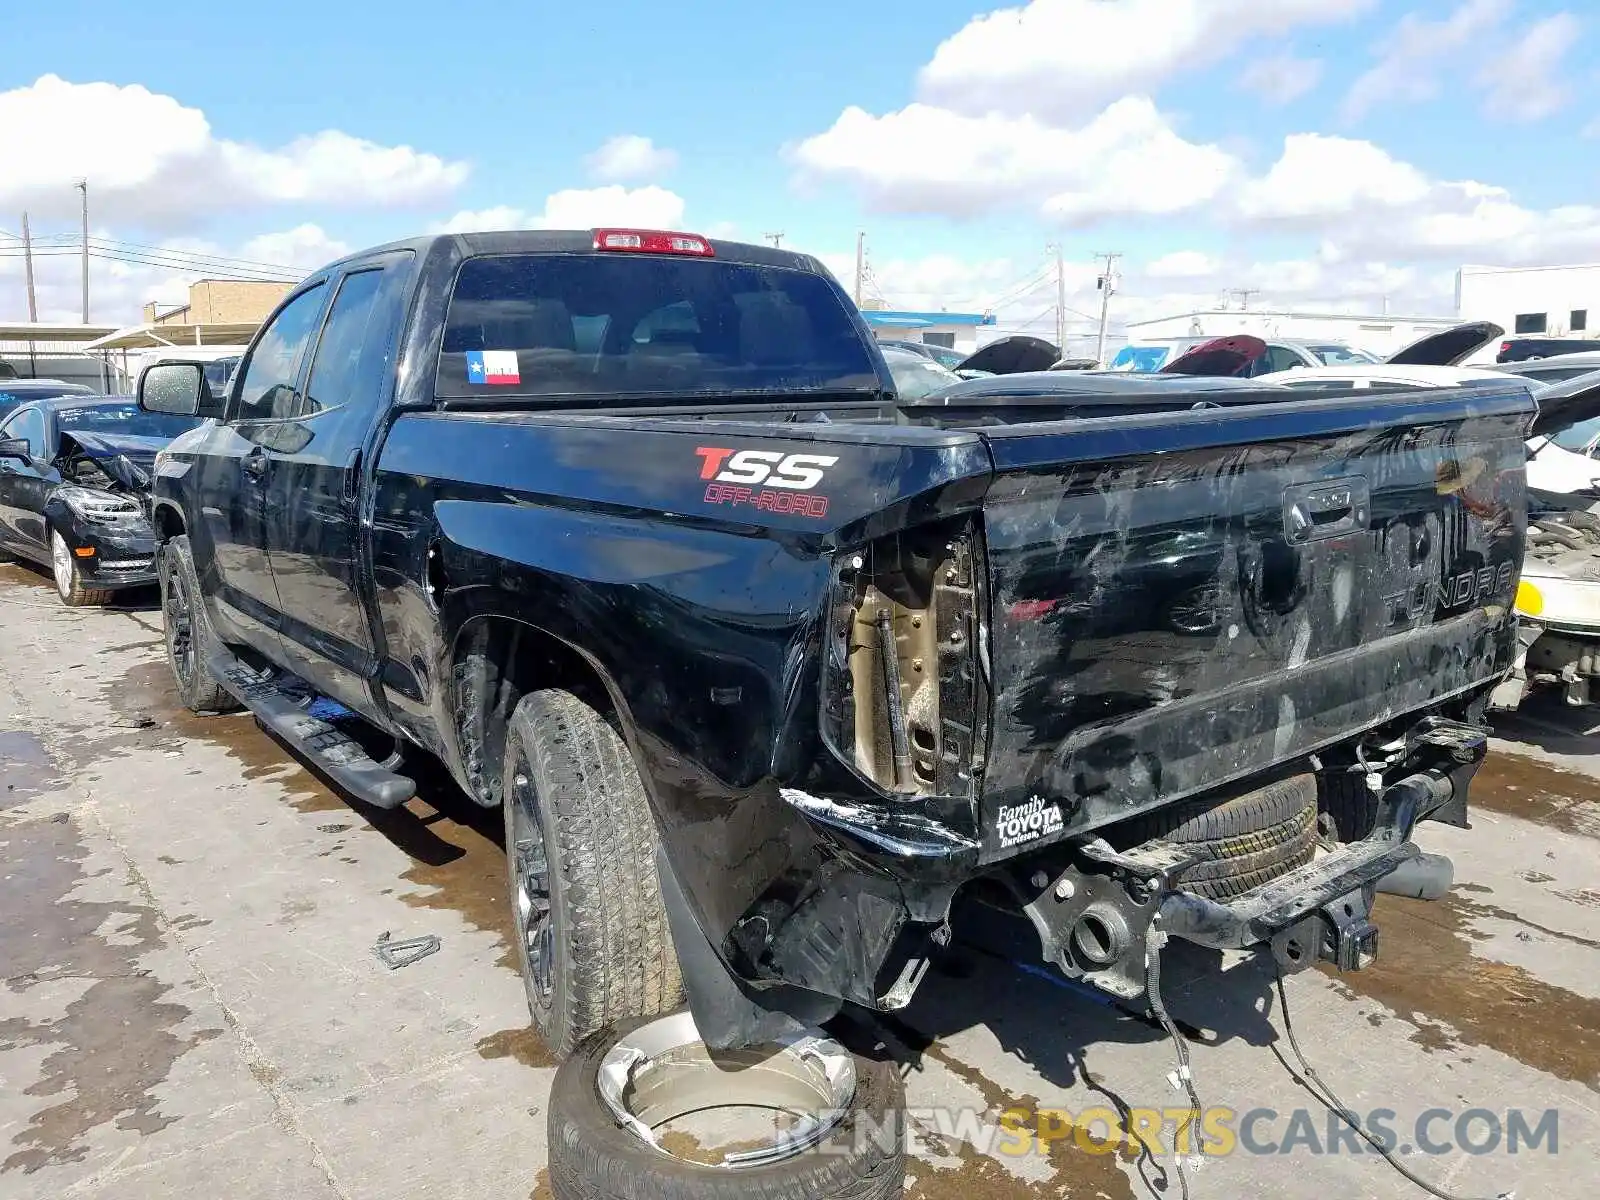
1284, 477, 1369, 544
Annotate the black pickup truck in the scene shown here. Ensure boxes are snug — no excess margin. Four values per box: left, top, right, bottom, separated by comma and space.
138, 229, 1530, 1191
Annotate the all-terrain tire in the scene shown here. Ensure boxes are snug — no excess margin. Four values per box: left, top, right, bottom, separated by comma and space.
158, 535, 240, 714
50, 528, 113, 607
503, 689, 683, 1058
1119, 775, 1320, 900
547, 1016, 906, 1200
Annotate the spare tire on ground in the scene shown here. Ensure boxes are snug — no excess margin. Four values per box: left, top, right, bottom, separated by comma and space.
1113, 774, 1320, 900
547, 1011, 905, 1200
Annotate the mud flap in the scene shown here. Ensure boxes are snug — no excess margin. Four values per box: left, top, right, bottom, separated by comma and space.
655, 847, 842, 1051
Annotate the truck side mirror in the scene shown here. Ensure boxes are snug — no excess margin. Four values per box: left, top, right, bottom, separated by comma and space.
139, 362, 223, 419
0, 437, 29, 463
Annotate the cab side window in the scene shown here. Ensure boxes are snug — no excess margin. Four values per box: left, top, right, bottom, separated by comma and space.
231, 284, 329, 422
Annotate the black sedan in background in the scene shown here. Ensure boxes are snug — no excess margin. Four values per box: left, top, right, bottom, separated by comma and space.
0, 397, 200, 606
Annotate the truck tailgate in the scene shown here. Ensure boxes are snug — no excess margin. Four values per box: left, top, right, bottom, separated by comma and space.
975, 386, 1531, 858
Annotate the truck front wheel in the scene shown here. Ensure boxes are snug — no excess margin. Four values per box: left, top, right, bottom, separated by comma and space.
502, 688, 683, 1058
158, 535, 241, 715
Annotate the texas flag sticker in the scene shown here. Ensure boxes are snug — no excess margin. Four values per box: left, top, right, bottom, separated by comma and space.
465, 350, 520, 385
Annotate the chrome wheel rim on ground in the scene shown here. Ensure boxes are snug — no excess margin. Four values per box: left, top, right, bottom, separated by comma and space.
596, 1011, 857, 1169
508, 762, 555, 1003
50, 532, 74, 598
164, 557, 197, 689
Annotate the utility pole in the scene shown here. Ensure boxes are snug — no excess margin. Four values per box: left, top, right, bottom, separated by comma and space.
763, 232, 785, 248
76, 179, 89, 323
853, 231, 865, 307
1093, 251, 1121, 366
1052, 242, 1066, 352
21, 212, 38, 322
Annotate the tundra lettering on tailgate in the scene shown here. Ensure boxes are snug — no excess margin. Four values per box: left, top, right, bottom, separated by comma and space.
695, 446, 838, 519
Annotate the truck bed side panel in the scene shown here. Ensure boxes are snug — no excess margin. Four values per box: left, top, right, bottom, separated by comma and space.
369, 411, 991, 1006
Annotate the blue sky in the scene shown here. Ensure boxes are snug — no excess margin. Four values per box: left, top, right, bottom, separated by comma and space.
2, 0, 1596, 336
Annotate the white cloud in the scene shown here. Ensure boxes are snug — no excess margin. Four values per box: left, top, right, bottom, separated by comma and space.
1237, 52, 1323, 104
0, 75, 468, 227
813, 250, 1029, 313
1478, 13, 1580, 121
1147, 250, 1222, 279
1235, 133, 1600, 266
433, 205, 531, 234
538, 185, 685, 230
585, 135, 678, 183
1341, 0, 1510, 120
238, 224, 351, 272
917, 0, 1371, 122
793, 97, 1236, 222
1237, 134, 1433, 222
435, 186, 687, 234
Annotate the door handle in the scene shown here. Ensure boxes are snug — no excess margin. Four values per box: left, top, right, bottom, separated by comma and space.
242, 450, 268, 479
342, 449, 362, 503
1282, 477, 1370, 544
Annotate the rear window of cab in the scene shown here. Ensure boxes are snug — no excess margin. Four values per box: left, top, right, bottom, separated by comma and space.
436, 253, 881, 400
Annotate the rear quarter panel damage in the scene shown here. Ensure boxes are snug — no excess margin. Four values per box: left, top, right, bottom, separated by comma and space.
368, 411, 991, 1006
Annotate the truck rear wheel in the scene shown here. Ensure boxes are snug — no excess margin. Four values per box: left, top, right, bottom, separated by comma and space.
502, 688, 683, 1058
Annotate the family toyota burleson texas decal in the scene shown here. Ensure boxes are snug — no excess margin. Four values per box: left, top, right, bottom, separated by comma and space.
695, 446, 839, 518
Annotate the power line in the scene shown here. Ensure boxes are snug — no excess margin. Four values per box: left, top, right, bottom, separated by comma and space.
83, 250, 299, 284
89, 236, 307, 275
982, 266, 1053, 313
3, 233, 307, 279
86, 242, 302, 280
1001, 304, 1057, 332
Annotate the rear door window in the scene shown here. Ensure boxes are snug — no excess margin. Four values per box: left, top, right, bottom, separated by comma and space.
436, 254, 879, 400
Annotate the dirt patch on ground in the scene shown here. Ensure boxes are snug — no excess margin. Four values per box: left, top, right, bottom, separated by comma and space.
93, 660, 338, 812
0, 814, 217, 1174
871, 1013, 1136, 1200
100, 659, 520, 973
1473, 752, 1600, 839
1325, 891, 1600, 1089
477, 1026, 556, 1070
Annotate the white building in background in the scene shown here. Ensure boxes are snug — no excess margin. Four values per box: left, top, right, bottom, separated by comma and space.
1456, 263, 1600, 340
1123, 309, 1456, 358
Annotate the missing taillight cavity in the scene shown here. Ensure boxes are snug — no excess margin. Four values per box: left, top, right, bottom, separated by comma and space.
822, 520, 988, 801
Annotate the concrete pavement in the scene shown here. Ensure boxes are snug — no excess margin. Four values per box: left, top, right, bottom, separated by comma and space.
0, 557, 1595, 1200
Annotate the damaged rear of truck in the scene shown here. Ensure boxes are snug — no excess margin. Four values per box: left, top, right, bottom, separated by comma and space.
139, 233, 1531, 1069
650, 382, 1530, 1039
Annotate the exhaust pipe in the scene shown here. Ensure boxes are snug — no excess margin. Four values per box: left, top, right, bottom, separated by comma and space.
1376, 850, 1454, 900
